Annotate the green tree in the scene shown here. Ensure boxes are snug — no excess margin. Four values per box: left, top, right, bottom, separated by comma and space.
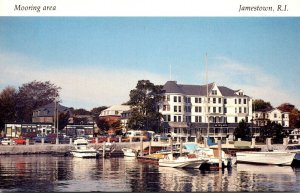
259, 120, 288, 143
234, 119, 251, 140
90, 106, 108, 117
253, 99, 273, 111
16, 80, 61, 122
0, 86, 17, 131
127, 80, 164, 132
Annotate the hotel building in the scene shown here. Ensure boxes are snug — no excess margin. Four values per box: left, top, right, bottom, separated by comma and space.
159, 81, 253, 141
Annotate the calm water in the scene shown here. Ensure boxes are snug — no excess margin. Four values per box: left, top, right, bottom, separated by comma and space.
0, 155, 300, 192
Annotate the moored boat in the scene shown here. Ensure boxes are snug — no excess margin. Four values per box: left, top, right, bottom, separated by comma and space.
236, 151, 296, 166
70, 137, 98, 158
158, 152, 207, 168
122, 148, 137, 157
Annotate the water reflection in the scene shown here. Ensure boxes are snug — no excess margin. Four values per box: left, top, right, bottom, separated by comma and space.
0, 155, 300, 192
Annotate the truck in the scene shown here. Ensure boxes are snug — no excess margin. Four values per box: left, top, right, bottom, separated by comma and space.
122, 130, 154, 142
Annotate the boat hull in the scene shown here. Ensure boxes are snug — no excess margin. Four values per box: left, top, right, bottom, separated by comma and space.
71, 151, 98, 158
236, 151, 296, 166
159, 158, 205, 168
122, 148, 137, 157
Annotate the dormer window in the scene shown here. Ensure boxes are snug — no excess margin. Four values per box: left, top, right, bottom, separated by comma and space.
212, 90, 217, 95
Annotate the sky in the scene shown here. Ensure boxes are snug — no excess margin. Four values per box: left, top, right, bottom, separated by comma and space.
0, 17, 299, 110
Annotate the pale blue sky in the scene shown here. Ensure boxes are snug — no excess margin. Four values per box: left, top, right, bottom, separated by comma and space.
0, 17, 299, 110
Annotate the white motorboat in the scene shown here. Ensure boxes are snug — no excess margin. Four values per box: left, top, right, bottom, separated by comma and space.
122, 148, 137, 157
236, 151, 296, 166
70, 137, 98, 158
158, 152, 207, 168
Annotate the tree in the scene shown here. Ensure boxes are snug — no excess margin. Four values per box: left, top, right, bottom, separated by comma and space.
95, 116, 109, 133
253, 99, 273, 111
90, 106, 108, 117
58, 111, 70, 130
72, 108, 91, 116
258, 120, 288, 143
15, 80, 61, 122
0, 86, 17, 131
277, 103, 300, 129
234, 119, 251, 140
127, 80, 164, 132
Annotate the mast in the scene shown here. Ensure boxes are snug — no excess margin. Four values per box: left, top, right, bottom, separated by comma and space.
205, 53, 209, 138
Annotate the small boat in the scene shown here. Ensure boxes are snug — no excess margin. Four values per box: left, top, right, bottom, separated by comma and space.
122, 148, 137, 157
70, 137, 98, 158
236, 151, 296, 166
182, 142, 235, 167
158, 152, 207, 168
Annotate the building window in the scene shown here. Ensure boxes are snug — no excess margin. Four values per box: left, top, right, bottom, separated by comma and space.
212, 90, 217, 95
174, 106, 177, 112
274, 113, 277, 118
235, 117, 238, 123
199, 98, 202, 103
163, 105, 167, 111
174, 116, 177, 122
224, 98, 227, 104
187, 97, 191, 103
178, 106, 181, 112
224, 107, 227, 113
235, 99, 237, 104
167, 105, 170, 111
178, 96, 181, 103
174, 96, 177, 102
167, 95, 170, 101
195, 116, 198, 122
244, 107, 247, 114
213, 98, 216, 104
244, 98, 247, 104
178, 116, 182, 122
239, 98, 241, 104
239, 107, 242, 113
208, 107, 210, 113
213, 107, 216, 113
218, 98, 221, 104
219, 107, 221, 113
195, 98, 198, 103
195, 106, 199, 113
199, 107, 202, 113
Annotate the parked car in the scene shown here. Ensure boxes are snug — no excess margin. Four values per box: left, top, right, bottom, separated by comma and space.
45, 134, 64, 144
1, 138, 15, 145
90, 135, 119, 143
33, 135, 46, 143
13, 137, 26, 145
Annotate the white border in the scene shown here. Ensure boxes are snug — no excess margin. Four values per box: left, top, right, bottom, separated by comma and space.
0, 0, 300, 16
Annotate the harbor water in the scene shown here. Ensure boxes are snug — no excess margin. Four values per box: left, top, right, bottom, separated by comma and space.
0, 155, 300, 192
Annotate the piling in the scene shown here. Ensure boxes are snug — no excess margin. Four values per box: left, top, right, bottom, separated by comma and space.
149, 138, 152, 155
102, 142, 106, 156
218, 139, 222, 169
140, 136, 144, 156
251, 138, 256, 148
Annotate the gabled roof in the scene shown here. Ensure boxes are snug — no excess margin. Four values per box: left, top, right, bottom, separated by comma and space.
33, 102, 71, 117
163, 81, 241, 97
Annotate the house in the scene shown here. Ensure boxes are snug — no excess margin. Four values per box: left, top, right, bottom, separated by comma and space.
159, 81, 254, 142
32, 102, 72, 124
253, 108, 289, 127
99, 105, 131, 134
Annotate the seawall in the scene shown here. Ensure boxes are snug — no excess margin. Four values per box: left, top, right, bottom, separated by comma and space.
0, 142, 152, 155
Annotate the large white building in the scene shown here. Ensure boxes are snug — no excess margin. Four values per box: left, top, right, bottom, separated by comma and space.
159, 81, 253, 141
